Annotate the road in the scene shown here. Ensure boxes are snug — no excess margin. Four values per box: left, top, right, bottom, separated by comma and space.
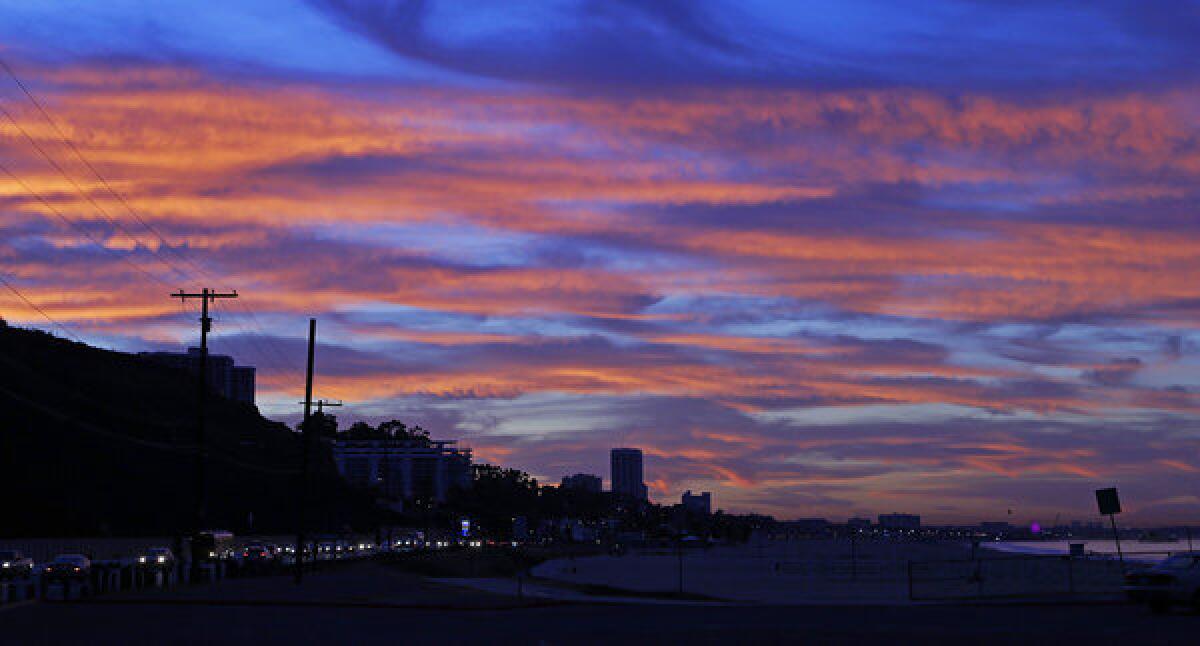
1, 562, 1195, 644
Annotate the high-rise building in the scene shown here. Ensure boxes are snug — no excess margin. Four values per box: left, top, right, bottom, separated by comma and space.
331, 437, 472, 503
610, 448, 647, 501
141, 347, 256, 406
682, 490, 711, 515
561, 473, 603, 493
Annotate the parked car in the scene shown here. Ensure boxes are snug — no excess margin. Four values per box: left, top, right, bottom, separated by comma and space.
137, 547, 175, 570
1125, 552, 1200, 612
0, 550, 34, 579
43, 554, 91, 581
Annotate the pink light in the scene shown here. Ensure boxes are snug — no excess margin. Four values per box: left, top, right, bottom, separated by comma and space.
1030, 522, 1041, 534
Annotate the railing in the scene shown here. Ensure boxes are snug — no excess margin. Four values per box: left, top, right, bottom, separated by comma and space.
775, 559, 906, 581
904, 552, 1169, 601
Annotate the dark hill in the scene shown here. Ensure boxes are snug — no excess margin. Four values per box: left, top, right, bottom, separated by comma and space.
0, 321, 386, 536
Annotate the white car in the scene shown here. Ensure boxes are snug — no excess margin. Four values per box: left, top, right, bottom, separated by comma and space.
0, 550, 34, 579
1125, 552, 1200, 613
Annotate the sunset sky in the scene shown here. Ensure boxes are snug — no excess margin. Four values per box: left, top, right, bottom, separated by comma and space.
2, 0, 1199, 524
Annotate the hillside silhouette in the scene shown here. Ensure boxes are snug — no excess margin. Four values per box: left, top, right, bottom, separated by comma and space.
0, 321, 385, 536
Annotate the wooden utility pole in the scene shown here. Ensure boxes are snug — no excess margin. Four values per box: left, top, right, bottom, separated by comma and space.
171, 288, 237, 534
295, 318, 316, 584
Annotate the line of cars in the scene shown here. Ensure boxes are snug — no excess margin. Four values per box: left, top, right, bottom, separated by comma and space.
3, 547, 175, 588
2, 532, 468, 590
2, 530, 483, 606
2, 552, 95, 589
191, 534, 385, 569
3, 551, 94, 585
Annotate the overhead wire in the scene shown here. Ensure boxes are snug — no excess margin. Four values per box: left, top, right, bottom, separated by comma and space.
0, 59, 308, 391
0, 98, 193, 285
0, 272, 85, 344
0, 56, 215, 284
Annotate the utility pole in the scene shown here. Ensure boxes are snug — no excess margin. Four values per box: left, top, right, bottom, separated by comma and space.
295, 318, 316, 585
171, 288, 237, 534
292, 396, 340, 542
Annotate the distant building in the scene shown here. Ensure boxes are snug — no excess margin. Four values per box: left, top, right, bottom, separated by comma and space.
611, 448, 648, 501
561, 473, 603, 493
682, 490, 712, 515
229, 366, 255, 406
141, 347, 256, 406
332, 437, 472, 503
878, 513, 921, 530
769, 518, 831, 539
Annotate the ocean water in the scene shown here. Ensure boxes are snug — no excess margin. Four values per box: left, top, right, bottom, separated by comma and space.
987, 539, 1195, 562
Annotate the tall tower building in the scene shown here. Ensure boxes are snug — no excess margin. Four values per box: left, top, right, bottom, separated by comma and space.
610, 448, 647, 501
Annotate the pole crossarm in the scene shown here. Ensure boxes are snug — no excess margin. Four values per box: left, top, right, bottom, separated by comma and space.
298, 399, 343, 414
170, 290, 239, 299
171, 289, 238, 332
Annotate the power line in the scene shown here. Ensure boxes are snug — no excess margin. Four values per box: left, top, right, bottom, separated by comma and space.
0, 61, 306, 390
0, 56, 214, 283
0, 99, 192, 284
1, 157, 301, 392
0, 60, 305, 381
0, 272, 85, 343
0, 161, 174, 289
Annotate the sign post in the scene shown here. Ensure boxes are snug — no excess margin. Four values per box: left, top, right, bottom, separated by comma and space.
1095, 487, 1123, 566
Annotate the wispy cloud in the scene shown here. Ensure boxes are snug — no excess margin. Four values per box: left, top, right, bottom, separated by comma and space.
2, 1, 1200, 522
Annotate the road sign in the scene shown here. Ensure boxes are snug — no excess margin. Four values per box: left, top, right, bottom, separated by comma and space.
1095, 487, 1121, 515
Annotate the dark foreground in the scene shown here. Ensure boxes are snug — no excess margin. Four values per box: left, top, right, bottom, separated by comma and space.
4, 602, 1199, 645
1, 562, 1194, 645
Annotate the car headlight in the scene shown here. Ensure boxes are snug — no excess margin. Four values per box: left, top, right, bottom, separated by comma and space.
138, 556, 147, 563
2, 562, 9, 568
156, 556, 166, 563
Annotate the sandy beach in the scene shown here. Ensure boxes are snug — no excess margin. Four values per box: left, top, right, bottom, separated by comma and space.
532, 538, 1137, 603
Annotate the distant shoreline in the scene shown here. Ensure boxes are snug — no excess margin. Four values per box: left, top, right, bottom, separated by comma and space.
985, 539, 1190, 562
